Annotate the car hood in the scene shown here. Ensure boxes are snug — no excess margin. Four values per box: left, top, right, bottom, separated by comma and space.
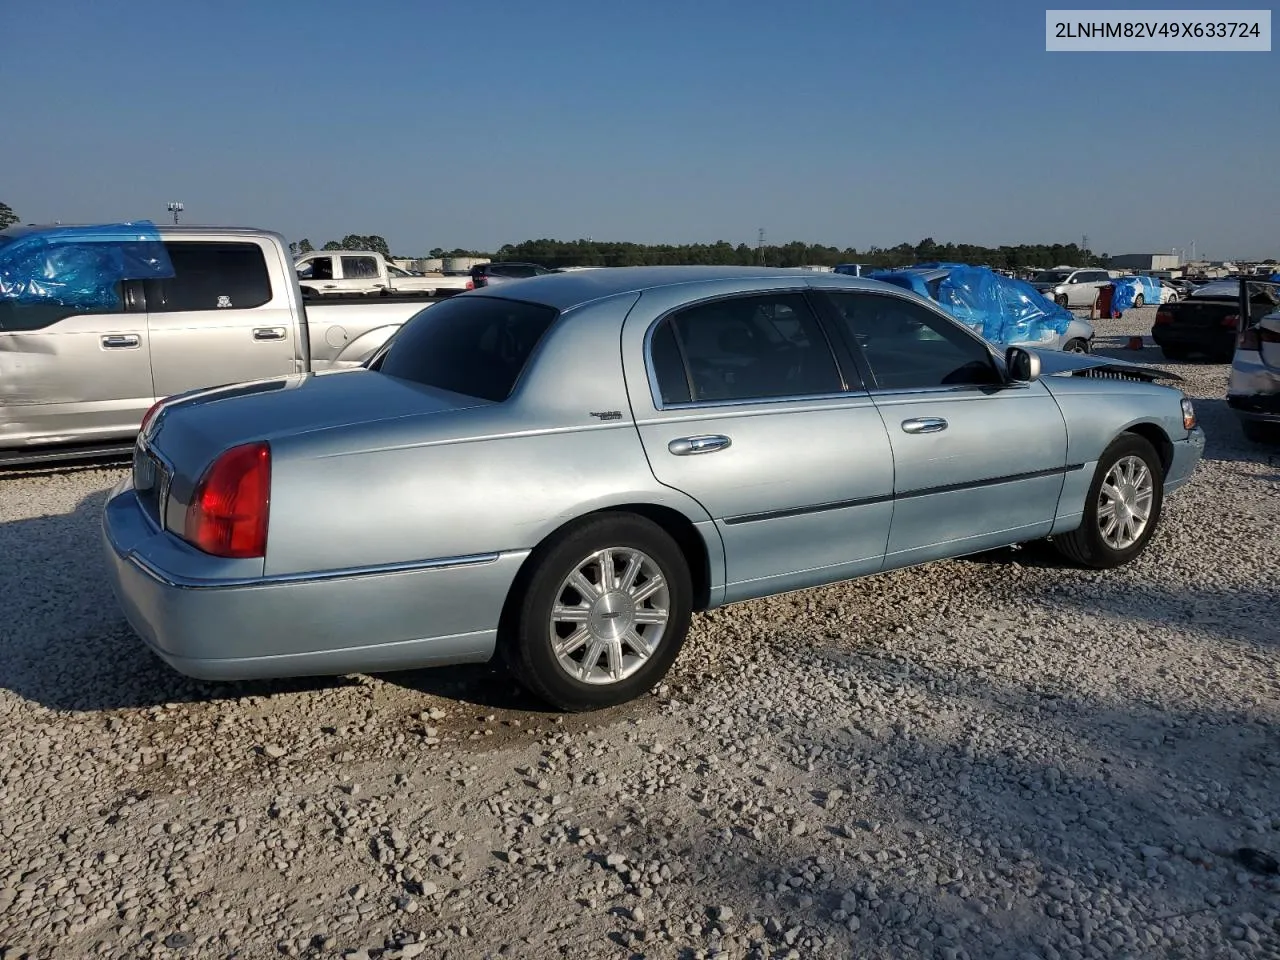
1032, 349, 1183, 383
149, 370, 489, 461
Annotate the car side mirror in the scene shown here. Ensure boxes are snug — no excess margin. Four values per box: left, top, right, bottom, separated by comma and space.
1005, 346, 1041, 382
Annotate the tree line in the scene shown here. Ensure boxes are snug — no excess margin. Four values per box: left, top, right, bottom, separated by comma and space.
481, 237, 1109, 271
0, 200, 1109, 272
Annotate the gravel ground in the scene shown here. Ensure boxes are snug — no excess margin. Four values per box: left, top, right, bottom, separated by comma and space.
2, 304, 1278, 960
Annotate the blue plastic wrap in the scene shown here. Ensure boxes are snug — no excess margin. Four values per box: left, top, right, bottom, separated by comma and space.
0, 221, 173, 311
934, 267, 1074, 346
1110, 275, 1162, 312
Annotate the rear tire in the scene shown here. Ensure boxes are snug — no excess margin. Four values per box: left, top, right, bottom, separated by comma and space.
1063, 337, 1089, 354
1159, 345, 1190, 361
1134, 294, 1145, 307
1052, 433, 1165, 569
501, 513, 693, 712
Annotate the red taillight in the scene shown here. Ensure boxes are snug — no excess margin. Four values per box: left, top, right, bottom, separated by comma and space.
1221, 313, 1240, 329
140, 399, 165, 435
466, 279, 475, 290
183, 442, 271, 558
1154, 309, 1173, 326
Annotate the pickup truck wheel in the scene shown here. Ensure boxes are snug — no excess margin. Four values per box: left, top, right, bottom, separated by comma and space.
1134, 294, 1145, 307
1052, 433, 1164, 569
502, 513, 692, 712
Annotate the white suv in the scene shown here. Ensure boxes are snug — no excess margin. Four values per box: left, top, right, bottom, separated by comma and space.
1031, 268, 1114, 309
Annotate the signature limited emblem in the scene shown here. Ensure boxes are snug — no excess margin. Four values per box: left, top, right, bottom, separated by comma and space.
589, 411, 623, 421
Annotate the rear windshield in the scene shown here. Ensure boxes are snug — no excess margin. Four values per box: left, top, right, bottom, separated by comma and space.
376, 295, 559, 402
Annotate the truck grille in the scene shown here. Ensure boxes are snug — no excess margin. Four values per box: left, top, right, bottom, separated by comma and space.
132, 442, 171, 528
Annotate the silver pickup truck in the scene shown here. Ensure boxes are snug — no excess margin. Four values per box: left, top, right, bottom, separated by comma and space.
0, 222, 432, 466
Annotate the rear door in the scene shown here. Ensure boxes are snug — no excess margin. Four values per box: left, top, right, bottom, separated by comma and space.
622, 286, 895, 603
337, 255, 382, 296
146, 239, 298, 398
0, 279, 153, 448
819, 289, 1069, 569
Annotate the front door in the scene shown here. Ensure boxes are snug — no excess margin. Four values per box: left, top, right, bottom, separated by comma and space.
819, 289, 1070, 569
146, 239, 297, 398
622, 286, 895, 603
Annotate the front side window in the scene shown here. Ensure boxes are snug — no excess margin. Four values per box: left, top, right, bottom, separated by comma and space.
649, 292, 844, 404
377, 295, 559, 402
341, 256, 379, 280
145, 241, 272, 312
825, 292, 1001, 391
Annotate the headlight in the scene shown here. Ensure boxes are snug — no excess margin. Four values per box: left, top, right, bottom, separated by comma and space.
1181, 397, 1197, 431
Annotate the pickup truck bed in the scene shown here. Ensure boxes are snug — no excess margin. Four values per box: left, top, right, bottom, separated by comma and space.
0, 223, 434, 466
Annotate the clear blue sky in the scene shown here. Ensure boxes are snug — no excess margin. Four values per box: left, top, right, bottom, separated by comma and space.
2, 0, 1274, 259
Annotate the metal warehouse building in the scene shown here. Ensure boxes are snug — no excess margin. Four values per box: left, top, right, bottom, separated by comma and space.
1108, 253, 1182, 272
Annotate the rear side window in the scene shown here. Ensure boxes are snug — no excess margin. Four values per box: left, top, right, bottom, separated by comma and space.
341, 256, 379, 279
146, 241, 272, 312
649, 292, 845, 404
377, 296, 559, 402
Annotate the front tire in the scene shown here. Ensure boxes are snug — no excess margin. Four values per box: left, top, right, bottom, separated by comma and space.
1063, 337, 1090, 354
1134, 294, 1145, 307
1055, 294, 1069, 307
501, 513, 693, 712
1052, 433, 1165, 569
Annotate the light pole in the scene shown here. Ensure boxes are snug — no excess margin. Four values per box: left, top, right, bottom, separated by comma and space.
167, 202, 184, 224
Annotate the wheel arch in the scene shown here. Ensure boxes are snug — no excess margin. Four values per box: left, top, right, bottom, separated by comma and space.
1119, 421, 1173, 476
496, 502, 717, 651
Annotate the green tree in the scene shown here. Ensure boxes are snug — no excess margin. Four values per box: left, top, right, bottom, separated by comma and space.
322, 240, 342, 251
298, 238, 314, 254
0, 201, 18, 230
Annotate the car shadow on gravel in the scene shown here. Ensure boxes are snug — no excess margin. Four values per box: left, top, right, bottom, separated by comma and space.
0, 489, 358, 713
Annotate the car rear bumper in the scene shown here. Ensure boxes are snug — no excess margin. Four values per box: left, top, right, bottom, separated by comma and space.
1227, 394, 1280, 423
1149, 326, 1236, 353
1165, 427, 1206, 495
101, 479, 526, 681
1227, 352, 1280, 423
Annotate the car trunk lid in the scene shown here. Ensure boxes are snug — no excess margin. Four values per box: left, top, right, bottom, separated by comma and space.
136, 371, 490, 526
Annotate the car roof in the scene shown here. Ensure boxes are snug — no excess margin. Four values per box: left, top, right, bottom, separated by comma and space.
461, 264, 898, 311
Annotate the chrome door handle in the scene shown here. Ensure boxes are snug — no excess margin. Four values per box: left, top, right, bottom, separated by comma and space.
101, 334, 140, 349
253, 327, 286, 341
901, 417, 948, 434
668, 435, 731, 456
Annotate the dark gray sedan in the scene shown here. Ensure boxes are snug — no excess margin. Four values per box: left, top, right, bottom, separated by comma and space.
103, 267, 1204, 711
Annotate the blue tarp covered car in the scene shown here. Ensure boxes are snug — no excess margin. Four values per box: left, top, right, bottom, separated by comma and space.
1110, 274, 1162, 313
868, 264, 1093, 352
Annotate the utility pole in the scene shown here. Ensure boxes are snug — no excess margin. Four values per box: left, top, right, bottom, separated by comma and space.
167, 201, 184, 224
757, 228, 765, 266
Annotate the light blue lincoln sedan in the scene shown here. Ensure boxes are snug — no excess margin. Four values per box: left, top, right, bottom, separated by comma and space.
103, 267, 1205, 711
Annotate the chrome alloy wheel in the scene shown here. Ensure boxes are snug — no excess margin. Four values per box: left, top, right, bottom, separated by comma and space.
549, 547, 670, 685
1097, 454, 1154, 550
